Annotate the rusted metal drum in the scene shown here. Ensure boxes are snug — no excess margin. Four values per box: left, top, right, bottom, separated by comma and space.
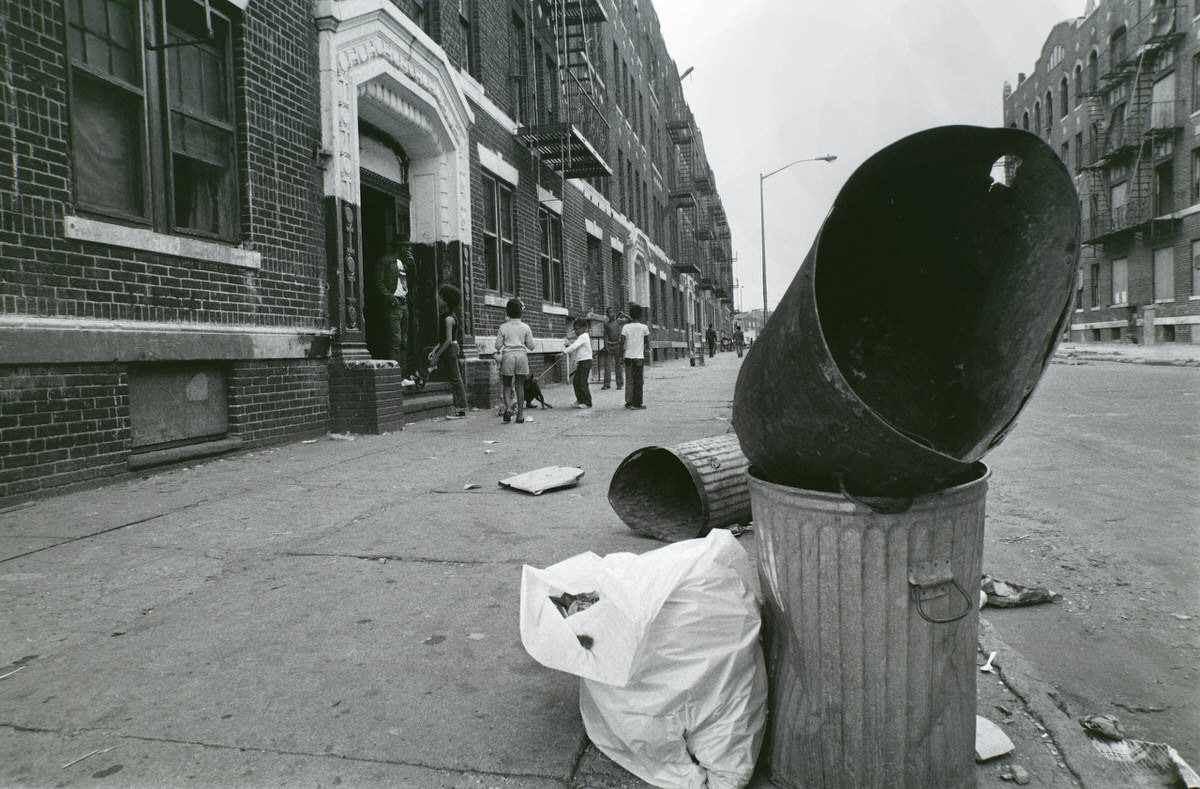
607, 433, 750, 542
733, 126, 1079, 497
748, 463, 989, 789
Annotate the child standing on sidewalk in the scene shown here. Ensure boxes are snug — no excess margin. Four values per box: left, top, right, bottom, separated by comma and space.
564, 317, 593, 408
619, 304, 650, 410
494, 298, 535, 423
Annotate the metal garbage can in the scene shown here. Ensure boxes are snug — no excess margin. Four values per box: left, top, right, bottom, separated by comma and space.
608, 433, 750, 542
747, 463, 988, 789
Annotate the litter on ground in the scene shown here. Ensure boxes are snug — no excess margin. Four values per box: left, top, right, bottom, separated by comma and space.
499, 466, 584, 495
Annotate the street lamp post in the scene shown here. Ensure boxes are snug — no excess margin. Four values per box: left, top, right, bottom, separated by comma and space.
760, 155, 836, 323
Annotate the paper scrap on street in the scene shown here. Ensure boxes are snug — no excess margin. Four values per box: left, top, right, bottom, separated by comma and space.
982, 575, 1061, 607
975, 715, 1015, 761
1087, 737, 1200, 788
499, 466, 584, 495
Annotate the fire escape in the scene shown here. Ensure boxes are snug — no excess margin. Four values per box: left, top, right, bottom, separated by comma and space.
1080, 0, 1185, 245
668, 116, 701, 275
518, 0, 611, 179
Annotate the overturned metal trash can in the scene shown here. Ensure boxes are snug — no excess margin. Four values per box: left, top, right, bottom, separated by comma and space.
734, 125, 1080, 498
749, 464, 989, 789
607, 433, 750, 542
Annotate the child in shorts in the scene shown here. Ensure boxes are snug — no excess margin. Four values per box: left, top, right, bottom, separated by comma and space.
494, 298, 535, 423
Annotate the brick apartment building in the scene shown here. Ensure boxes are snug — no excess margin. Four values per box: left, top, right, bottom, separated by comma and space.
1003, 0, 1200, 345
0, 0, 735, 500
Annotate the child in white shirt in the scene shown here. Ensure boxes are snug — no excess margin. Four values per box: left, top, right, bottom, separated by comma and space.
564, 317, 593, 408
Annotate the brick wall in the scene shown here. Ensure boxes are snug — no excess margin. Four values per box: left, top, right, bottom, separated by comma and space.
228, 361, 330, 446
0, 0, 326, 330
0, 365, 129, 501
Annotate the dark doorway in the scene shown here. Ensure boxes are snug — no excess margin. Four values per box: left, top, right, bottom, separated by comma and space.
361, 176, 420, 375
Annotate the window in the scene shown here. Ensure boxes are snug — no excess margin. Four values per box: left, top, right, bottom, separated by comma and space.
1033, 102, 1041, 135
1075, 267, 1084, 309
1153, 246, 1175, 302
510, 14, 527, 126
1110, 179, 1128, 228
1192, 240, 1200, 297
1090, 262, 1100, 307
1074, 64, 1083, 104
1193, 53, 1200, 111
1191, 150, 1200, 205
539, 209, 563, 304
1061, 141, 1070, 170
1059, 76, 1069, 117
67, 0, 240, 240
1075, 132, 1084, 171
460, 0, 479, 79
1154, 161, 1174, 216
1045, 91, 1054, 132
1112, 257, 1128, 305
1022, 111, 1030, 131
481, 174, 515, 294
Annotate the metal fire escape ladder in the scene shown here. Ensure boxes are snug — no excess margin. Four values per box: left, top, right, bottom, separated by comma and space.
518, 0, 610, 180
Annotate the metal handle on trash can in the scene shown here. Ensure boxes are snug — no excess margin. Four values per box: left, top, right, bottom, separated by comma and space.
908, 560, 973, 624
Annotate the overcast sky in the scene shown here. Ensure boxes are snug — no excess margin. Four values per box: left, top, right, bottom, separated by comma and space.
650, 0, 1087, 314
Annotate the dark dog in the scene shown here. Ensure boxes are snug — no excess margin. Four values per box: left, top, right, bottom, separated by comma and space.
524, 377, 552, 409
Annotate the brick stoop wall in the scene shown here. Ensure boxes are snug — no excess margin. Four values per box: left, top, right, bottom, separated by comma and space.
329, 362, 408, 434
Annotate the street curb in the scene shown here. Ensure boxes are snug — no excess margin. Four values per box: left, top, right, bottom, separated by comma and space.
978, 617, 1108, 789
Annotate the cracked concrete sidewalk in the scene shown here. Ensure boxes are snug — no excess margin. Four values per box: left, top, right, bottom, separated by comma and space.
3, 346, 1173, 787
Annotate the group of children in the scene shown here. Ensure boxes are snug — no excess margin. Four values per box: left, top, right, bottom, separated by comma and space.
492, 298, 650, 424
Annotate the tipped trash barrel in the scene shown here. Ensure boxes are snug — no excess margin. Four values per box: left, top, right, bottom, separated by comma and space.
607, 433, 751, 542
733, 125, 1080, 497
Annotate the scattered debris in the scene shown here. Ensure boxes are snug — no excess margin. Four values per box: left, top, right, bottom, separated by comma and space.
327, 432, 355, 441
727, 522, 753, 537
0, 665, 26, 681
1079, 713, 1125, 741
550, 591, 599, 618
463, 484, 480, 490
301, 438, 318, 444
467, 633, 486, 640
499, 466, 584, 495
483, 440, 498, 444
62, 747, 117, 770
484, 449, 495, 454
1088, 736, 1200, 788
999, 764, 1031, 784
982, 575, 1061, 608
980, 651, 998, 674
975, 715, 1014, 761
1172, 613, 1192, 621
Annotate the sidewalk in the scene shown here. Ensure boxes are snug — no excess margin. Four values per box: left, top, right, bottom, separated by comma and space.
1054, 340, 1200, 366
2, 351, 1089, 788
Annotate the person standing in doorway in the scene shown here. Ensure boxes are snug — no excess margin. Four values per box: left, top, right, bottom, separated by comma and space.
494, 298, 535, 424
706, 324, 717, 358
564, 317, 593, 408
620, 304, 649, 410
733, 324, 745, 358
428, 284, 468, 419
600, 307, 625, 390
365, 252, 406, 371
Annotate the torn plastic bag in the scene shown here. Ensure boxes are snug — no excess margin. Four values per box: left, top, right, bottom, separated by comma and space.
519, 529, 766, 789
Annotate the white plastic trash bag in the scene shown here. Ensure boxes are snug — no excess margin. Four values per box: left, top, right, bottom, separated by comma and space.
519, 529, 766, 789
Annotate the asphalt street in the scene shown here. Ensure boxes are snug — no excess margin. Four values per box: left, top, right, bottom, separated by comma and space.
1, 343, 1196, 788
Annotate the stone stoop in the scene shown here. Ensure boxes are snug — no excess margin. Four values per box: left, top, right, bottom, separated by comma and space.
401, 382, 454, 423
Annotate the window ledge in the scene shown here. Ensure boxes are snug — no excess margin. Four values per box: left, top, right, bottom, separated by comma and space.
542, 304, 569, 316
64, 215, 261, 269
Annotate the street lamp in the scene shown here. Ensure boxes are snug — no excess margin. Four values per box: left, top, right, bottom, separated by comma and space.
760, 155, 837, 323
